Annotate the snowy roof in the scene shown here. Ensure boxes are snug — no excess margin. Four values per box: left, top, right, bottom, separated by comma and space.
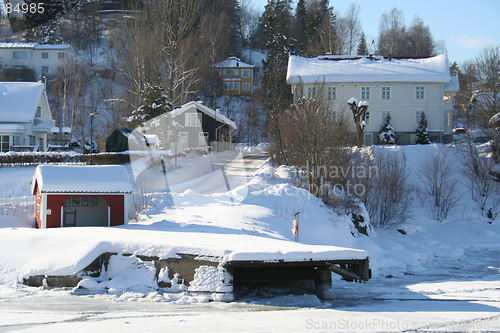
0, 82, 44, 122
490, 112, 500, 127
0, 42, 37, 48
33, 44, 73, 50
170, 101, 237, 131
444, 76, 460, 92
287, 54, 452, 84
0, 124, 26, 132
0, 42, 72, 50
213, 56, 254, 68
32, 165, 133, 194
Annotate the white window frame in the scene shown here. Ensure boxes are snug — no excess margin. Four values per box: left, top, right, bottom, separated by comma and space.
223, 82, 239, 91
13, 51, 27, 59
328, 86, 336, 100
42, 52, 48, 59
58, 52, 65, 59
416, 86, 425, 99
364, 133, 373, 146
307, 86, 316, 99
381, 111, 391, 125
381, 86, 391, 100
365, 111, 370, 125
242, 82, 251, 91
223, 69, 238, 76
185, 113, 202, 127
1, 135, 10, 152
415, 110, 424, 125
41, 66, 49, 74
241, 69, 251, 78
361, 86, 370, 100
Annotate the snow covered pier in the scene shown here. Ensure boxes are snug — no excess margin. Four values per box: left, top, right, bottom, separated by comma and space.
15, 229, 370, 301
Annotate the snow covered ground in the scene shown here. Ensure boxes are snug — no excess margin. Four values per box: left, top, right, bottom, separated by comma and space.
1, 144, 500, 332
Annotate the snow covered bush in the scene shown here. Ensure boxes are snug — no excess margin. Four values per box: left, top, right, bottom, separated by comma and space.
415, 112, 431, 144
379, 115, 396, 144
417, 149, 461, 221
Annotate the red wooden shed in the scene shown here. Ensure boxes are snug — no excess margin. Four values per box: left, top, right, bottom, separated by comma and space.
31, 165, 133, 228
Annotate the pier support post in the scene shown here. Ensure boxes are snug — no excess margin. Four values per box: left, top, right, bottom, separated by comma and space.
314, 267, 334, 300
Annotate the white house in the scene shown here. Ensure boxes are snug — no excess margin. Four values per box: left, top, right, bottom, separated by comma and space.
0, 81, 55, 152
286, 54, 460, 145
0, 42, 76, 78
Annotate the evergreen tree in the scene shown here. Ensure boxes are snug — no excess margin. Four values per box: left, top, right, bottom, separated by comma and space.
357, 31, 368, 55
379, 115, 396, 144
259, 0, 294, 163
415, 112, 431, 144
293, 0, 307, 54
130, 83, 173, 125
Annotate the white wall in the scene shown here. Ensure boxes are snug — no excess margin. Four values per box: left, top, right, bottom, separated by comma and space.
296, 82, 447, 135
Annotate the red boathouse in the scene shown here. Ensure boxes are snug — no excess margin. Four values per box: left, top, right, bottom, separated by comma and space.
31, 165, 133, 228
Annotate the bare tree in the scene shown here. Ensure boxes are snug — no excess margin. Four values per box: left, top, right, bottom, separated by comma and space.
377, 8, 406, 57
343, 3, 361, 55
365, 150, 412, 228
459, 140, 499, 211
108, 0, 202, 114
417, 149, 461, 221
406, 16, 435, 57
281, 84, 350, 195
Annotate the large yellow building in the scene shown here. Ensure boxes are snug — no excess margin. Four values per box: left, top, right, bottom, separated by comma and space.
213, 57, 254, 96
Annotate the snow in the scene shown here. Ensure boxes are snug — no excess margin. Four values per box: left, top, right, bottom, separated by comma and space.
287, 54, 453, 84
32, 165, 133, 194
0, 82, 44, 122
1, 144, 500, 331
0, 42, 37, 49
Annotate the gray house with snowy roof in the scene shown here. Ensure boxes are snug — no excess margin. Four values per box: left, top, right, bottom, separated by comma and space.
169, 101, 237, 151
286, 54, 459, 145
0, 82, 55, 152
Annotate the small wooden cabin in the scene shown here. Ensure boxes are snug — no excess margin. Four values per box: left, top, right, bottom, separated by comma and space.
32, 165, 133, 228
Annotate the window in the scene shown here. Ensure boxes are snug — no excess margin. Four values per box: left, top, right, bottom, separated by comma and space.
223, 82, 239, 90
42, 52, 48, 59
41, 66, 49, 74
1, 135, 9, 152
448, 110, 453, 128
241, 69, 251, 78
223, 69, 238, 76
199, 132, 209, 146
242, 82, 250, 91
13, 51, 27, 59
361, 86, 370, 100
328, 86, 336, 100
185, 113, 202, 127
416, 86, 425, 99
381, 111, 391, 125
364, 133, 373, 146
365, 111, 370, 125
381, 86, 391, 100
415, 110, 423, 125
58, 52, 65, 59
307, 86, 316, 99
178, 132, 188, 138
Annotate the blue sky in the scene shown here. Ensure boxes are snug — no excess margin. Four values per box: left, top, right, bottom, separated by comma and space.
251, 0, 500, 66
